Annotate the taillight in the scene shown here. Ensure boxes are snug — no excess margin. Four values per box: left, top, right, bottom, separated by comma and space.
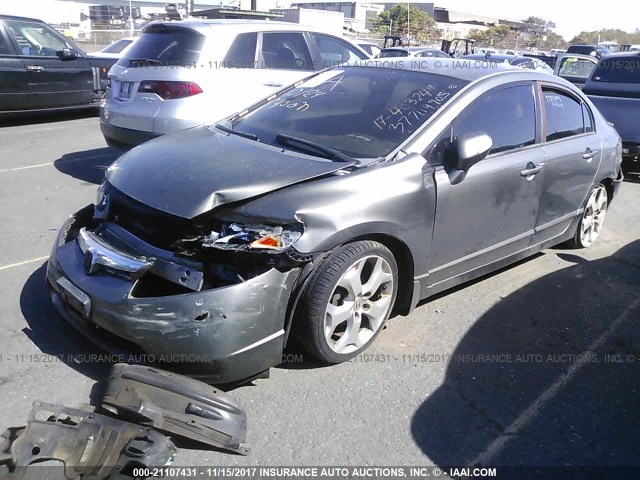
138, 81, 203, 99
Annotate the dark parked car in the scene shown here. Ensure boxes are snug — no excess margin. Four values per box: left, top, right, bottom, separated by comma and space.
553, 53, 598, 88
0, 15, 116, 115
583, 52, 640, 167
567, 45, 611, 59
47, 59, 623, 384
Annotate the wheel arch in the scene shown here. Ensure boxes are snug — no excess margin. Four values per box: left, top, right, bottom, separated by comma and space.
344, 233, 415, 316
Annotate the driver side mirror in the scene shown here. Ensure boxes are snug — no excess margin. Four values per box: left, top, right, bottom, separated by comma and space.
449, 131, 492, 185
57, 48, 78, 60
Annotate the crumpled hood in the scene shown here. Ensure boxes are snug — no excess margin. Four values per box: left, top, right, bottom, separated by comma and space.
106, 126, 351, 219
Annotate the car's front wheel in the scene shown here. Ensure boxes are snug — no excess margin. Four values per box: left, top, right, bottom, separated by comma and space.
569, 184, 608, 248
297, 241, 398, 363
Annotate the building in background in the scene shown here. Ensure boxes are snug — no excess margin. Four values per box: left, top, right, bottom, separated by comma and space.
291, 2, 384, 32
274, 7, 345, 36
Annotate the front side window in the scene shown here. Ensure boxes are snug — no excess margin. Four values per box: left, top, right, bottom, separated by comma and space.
311, 34, 366, 69
558, 58, 596, 79
5, 20, 70, 56
543, 88, 586, 141
0, 29, 11, 55
261, 32, 312, 71
230, 67, 469, 158
453, 84, 537, 155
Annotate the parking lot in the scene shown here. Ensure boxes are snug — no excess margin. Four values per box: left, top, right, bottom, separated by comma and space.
0, 111, 639, 468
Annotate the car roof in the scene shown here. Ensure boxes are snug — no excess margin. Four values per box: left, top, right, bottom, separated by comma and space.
0, 14, 47, 23
599, 51, 640, 59
142, 19, 333, 35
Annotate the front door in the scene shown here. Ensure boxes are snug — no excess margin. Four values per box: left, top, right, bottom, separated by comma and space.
428, 83, 545, 286
4, 18, 93, 109
0, 22, 31, 111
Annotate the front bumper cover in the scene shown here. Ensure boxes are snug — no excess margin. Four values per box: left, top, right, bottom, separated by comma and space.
46, 206, 301, 384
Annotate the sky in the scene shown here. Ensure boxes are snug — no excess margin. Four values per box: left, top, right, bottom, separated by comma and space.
2, 0, 639, 41
438, 0, 640, 40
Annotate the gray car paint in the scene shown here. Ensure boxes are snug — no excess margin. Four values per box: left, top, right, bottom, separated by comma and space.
106, 126, 354, 219
48, 63, 623, 383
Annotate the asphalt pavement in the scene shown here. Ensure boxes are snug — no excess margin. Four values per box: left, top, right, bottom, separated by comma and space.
0, 111, 638, 469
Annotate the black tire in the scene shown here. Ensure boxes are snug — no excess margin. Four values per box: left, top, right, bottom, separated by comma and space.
566, 183, 608, 249
296, 240, 398, 363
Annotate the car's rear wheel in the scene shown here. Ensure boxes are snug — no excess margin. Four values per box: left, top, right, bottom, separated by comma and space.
568, 184, 608, 248
297, 241, 398, 363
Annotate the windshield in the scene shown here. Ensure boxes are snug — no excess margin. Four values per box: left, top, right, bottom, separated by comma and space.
117, 25, 205, 67
230, 66, 469, 158
591, 58, 640, 83
102, 39, 133, 54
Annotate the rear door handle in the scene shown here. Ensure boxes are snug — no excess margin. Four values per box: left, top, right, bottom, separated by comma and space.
26, 65, 44, 72
583, 148, 598, 160
521, 162, 544, 177
263, 82, 283, 87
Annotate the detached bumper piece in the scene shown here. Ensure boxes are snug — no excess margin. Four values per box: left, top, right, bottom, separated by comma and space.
101, 364, 250, 455
0, 402, 176, 480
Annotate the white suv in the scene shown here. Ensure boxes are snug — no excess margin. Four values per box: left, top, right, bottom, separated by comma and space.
100, 20, 369, 148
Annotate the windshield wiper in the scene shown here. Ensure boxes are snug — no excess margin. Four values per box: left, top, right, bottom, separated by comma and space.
275, 134, 354, 163
215, 123, 259, 141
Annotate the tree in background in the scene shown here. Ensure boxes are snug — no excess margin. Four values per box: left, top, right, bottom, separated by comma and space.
372, 4, 440, 45
469, 16, 567, 51
570, 28, 640, 45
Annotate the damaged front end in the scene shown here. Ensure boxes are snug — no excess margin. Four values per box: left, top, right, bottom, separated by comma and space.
0, 402, 175, 480
101, 364, 250, 455
46, 183, 315, 383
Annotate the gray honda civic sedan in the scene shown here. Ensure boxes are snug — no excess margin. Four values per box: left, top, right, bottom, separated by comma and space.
47, 59, 624, 383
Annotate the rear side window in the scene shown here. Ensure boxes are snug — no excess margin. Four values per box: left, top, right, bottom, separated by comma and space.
261, 32, 312, 71
543, 89, 587, 141
311, 33, 366, 69
591, 58, 640, 83
223, 32, 257, 68
453, 84, 537, 155
118, 25, 205, 67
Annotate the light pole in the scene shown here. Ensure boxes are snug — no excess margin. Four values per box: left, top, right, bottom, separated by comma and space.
129, 0, 134, 36
406, 2, 410, 45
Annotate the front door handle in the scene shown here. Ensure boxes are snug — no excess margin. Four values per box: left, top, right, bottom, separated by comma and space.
263, 81, 283, 87
26, 65, 45, 72
583, 148, 598, 160
521, 162, 544, 177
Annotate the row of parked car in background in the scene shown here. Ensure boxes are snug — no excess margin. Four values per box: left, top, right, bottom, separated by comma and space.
0, 12, 638, 169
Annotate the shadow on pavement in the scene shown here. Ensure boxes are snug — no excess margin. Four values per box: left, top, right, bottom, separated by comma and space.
411, 241, 640, 467
0, 109, 98, 127
54, 147, 120, 185
19, 263, 113, 380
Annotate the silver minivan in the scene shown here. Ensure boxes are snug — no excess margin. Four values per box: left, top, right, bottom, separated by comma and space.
100, 20, 369, 148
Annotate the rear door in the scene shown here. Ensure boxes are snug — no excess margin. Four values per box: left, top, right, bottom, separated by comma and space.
533, 85, 601, 243
0, 21, 31, 112
428, 82, 545, 285
4, 18, 93, 109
